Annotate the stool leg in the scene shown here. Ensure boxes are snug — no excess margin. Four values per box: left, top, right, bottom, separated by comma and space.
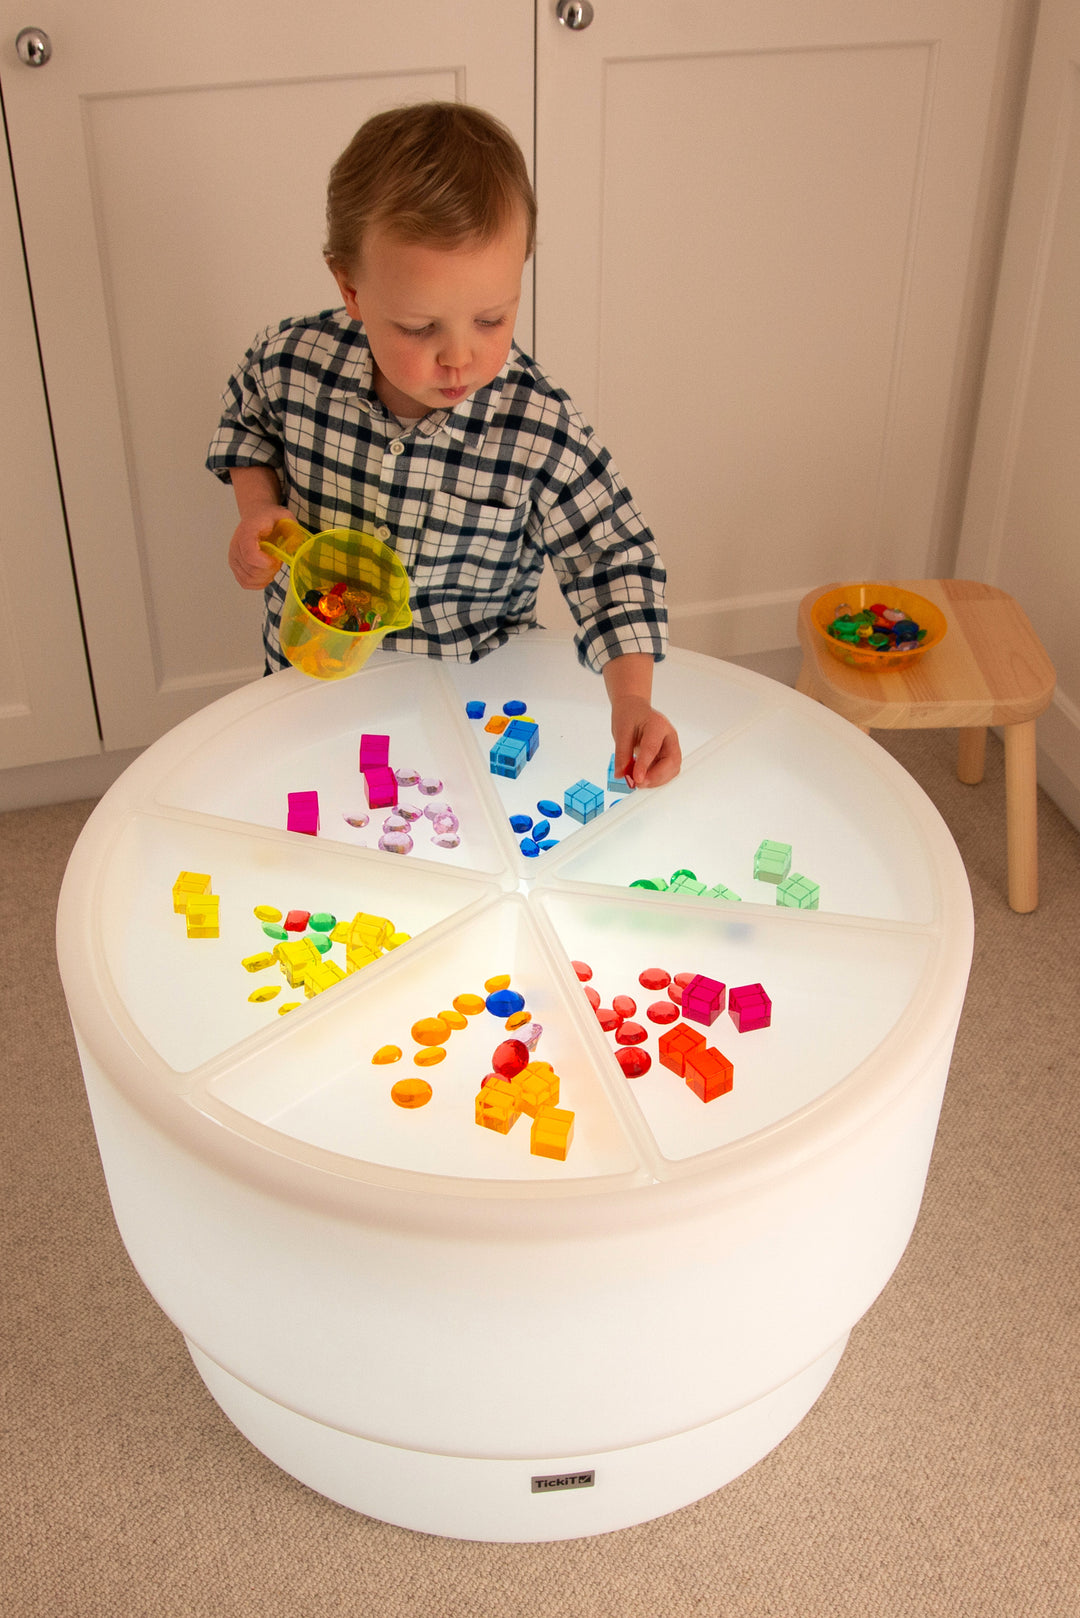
957, 726, 987, 784
1004, 719, 1039, 913
795, 658, 815, 698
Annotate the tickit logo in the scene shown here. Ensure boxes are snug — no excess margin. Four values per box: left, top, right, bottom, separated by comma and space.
531, 1470, 596, 1493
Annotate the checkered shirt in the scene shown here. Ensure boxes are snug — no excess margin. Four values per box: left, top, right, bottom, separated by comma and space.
206, 310, 667, 672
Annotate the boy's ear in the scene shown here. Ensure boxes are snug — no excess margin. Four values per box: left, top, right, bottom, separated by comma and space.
329, 262, 362, 320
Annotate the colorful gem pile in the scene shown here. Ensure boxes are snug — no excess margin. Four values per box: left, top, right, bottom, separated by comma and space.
286, 731, 462, 856
171, 870, 412, 1014
573, 958, 771, 1102
827, 600, 926, 652
631, 839, 820, 911
466, 697, 633, 858
371, 972, 574, 1160
302, 578, 383, 634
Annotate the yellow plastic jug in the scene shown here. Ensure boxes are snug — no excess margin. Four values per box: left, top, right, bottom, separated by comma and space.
259, 519, 412, 680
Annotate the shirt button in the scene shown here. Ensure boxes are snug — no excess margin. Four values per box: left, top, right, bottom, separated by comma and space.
388, 439, 405, 455
375, 524, 391, 540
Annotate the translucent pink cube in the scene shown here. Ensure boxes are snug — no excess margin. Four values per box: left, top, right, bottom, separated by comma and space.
728, 983, 772, 1032
286, 790, 319, 836
363, 766, 398, 809
681, 973, 726, 1026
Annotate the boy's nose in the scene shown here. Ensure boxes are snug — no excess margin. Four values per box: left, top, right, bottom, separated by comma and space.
437, 333, 471, 370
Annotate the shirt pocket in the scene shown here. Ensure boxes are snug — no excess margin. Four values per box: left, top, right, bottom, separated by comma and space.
414, 491, 531, 598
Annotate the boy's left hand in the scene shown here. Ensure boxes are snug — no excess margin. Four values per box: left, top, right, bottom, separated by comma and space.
610, 696, 682, 789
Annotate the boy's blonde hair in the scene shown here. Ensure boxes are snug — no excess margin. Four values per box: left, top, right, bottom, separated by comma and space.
325, 102, 537, 272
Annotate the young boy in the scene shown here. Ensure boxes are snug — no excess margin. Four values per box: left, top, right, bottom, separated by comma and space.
208, 102, 680, 788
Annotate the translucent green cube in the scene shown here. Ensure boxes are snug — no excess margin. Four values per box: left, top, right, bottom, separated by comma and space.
754, 839, 792, 883
776, 872, 820, 910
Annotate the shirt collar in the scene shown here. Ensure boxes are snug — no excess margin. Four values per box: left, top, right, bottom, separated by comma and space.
332, 312, 514, 443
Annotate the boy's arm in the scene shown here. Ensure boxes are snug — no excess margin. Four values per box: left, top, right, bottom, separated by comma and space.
603, 653, 681, 788
228, 465, 293, 589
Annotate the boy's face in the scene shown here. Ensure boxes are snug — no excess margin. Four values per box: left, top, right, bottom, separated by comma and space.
332, 216, 528, 418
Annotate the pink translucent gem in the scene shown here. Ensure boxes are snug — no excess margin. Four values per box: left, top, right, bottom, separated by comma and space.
423, 800, 449, 820
378, 830, 413, 855
395, 803, 424, 822
418, 776, 443, 796
394, 765, 421, 786
343, 812, 370, 828
431, 831, 460, 849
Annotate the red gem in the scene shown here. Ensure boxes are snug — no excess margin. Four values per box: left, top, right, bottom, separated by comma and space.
647, 999, 680, 1024
583, 985, 600, 1010
596, 1006, 622, 1032
638, 967, 671, 991
491, 1039, 529, 1078
615, 1020, 647, 1045
616, 1046, 652, 1078
572, 960, 593, 981
612, 994, 637, 1019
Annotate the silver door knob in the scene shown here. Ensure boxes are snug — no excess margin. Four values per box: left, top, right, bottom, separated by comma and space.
556, 1, 594, 30
16, 26, 52, 66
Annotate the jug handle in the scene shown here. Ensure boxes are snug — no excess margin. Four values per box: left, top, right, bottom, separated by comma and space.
258, 515, 311, 569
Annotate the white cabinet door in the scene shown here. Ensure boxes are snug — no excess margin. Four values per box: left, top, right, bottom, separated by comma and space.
535, 0, 1012, 658
0, 2, 533, 750
958, 0, 1080, 824
0, 132, 99, 769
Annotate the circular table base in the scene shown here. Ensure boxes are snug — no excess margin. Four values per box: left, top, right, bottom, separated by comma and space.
187, 1334, 848, 1542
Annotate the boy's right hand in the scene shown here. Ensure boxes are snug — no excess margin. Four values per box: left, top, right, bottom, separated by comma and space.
228, 506, 295, 589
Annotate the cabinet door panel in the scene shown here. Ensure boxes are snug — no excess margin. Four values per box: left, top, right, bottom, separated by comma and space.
0, 2, 533, 748
535, 1, 1010, 657
958, 0, 1080, 822
0, 142, 98, 768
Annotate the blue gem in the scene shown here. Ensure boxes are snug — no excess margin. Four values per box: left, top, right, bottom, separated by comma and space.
502, 699, 527, 716
486, 988, 525, 1017
536, 799, 562, 818
520, 837, 539, 857
532, 818, 550, 842
509, 813, 533, 833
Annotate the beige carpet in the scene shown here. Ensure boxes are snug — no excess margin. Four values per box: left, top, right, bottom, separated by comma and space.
2, 728, 1078, 1618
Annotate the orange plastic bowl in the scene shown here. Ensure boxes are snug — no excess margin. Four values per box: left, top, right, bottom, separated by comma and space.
810, 583, 947, 672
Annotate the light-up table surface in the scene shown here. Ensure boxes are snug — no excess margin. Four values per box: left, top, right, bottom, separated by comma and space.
56, 636, 973, 1541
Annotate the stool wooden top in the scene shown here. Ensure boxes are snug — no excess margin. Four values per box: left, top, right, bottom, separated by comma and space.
796, 579, 1056, 730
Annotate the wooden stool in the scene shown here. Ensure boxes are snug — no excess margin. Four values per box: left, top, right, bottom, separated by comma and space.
796, 580, 1056, 913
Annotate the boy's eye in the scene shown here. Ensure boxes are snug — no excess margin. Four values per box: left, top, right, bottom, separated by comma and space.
398, 324, 434, 338
477, 317, 506, 330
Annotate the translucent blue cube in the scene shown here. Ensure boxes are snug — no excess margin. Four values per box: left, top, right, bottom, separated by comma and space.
504, 717, 539, 760
564, 779, 604, 824
490, 735, 529, 778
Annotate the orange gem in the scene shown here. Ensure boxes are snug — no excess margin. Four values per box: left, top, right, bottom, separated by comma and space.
411, 1016, 450, 1046
391, 1078, 432, 1108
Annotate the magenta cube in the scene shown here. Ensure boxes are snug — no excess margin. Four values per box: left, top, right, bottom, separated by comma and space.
681, 973, 726, 1026
363, 766, 398, 810
728, 983, 772, 1032
287, 790, 320, 836
359, 733, 390, 770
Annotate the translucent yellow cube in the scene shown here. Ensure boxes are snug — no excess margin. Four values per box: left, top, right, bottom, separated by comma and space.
172, 870, 211, 913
